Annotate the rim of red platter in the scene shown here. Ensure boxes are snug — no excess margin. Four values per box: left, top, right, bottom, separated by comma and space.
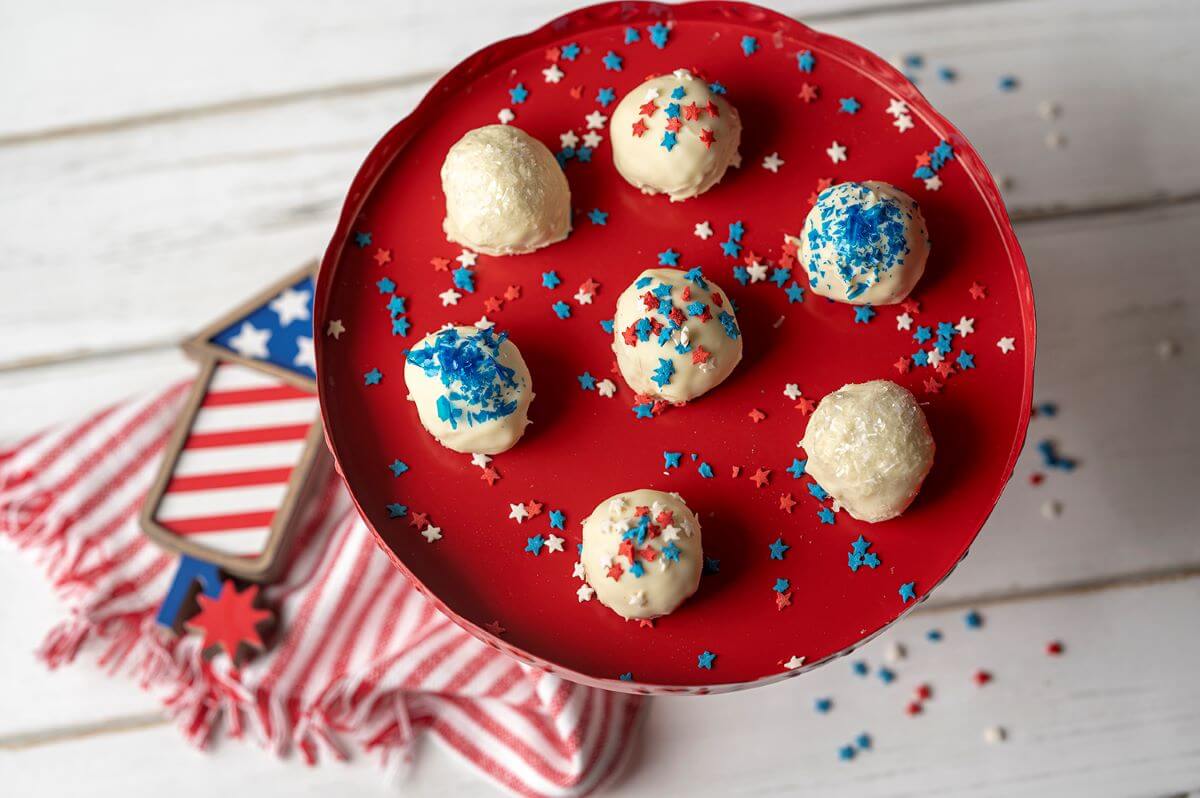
314, 1, 1036, 694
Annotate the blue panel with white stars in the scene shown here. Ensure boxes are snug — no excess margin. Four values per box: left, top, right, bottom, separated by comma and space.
209, 274, 316, 380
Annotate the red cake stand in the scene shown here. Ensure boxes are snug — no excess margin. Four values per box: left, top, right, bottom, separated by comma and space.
314, 1, 1034, 694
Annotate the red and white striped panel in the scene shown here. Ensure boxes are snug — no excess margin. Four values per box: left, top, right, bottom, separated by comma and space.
155, 362, 318, 557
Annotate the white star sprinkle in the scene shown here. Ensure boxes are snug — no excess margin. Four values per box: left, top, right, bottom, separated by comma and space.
574, 288, 594, 305
694, 221, 713, 240
761, 152, 785, 173
928, 348, 944, 367
497, 108, 515, 124
438, 289, 462, 306
608, 498, 626, 514
585, 110, 608, 130
643, 87, 660, 101
292, 336, 315, 372
896, 312, 914, 331
508, 503, 529, 523
885, 642, 906, 663
661, 524, 681, 542
997, 336, 1016, 354
474, 317, 495, 330
886, 98, 909, 117
576, 584, 595, 602
597, 379, 616, 398
421, 525, 442, 542
228, 322, 271, 359
545, 534, 564, 553
326, 319, 345, 339
983, 725, 1008, 744
455, 250, 477, 267
783, 383, 801, 401
955, 316, 975, 337
470, 453, 492, 469
672, 68, 692, 80
572, 561, 586, 580
784, 655, 806, 670
924, 174, 943, 191
582, 130, 604, 148
893, 114, 914, 132
746, 262, 769, 283
542, 64, 564, 83
269, 287, 312, 326
560, 130, 580, 149
628, 590, 646, 607
826, 141, 847, 163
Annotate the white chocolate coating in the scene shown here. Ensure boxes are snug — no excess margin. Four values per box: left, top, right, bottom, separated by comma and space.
609, 70, 741, 201
799, 181, 930, 305
440, 125, 571, 255
611, 268, 742, 402
801, 380, 935, 523
403, 326, 533, 455
581, 489, 703, 620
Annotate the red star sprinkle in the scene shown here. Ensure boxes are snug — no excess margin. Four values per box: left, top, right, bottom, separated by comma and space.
915, 683, 933, 701
779, 493, 796, 513
431, 257, 451, 272
751, 468, 771, 488
794, 396, 816, 415
525, 500, 544, 517
580, 278, 601, 295
915, 152, 932, 168
638, 100, 658, 117
374, 248, 392, 266
503, 284, 522, 301
798, 83, 818, 103
409, 511, 429, 530
906, 701, 923, 716
618, 539, 635, 562
894, 357, 911, 375
186, 581, 271, 661
1029, 472, 1045, 485
900, 298, 921, 314
776, 590, 792, 610
969, 281, 988, 300
731, 465, 742, 478
568, 85, 583, 100
485, 620, 506, 635
924, 377, 943, 394
607, 562, 624, 581
665, 117, 683, 133
638, 619, 655, 629
483, 296, 504, 314
691, 346, 711, 365
705, 100, 720, 118
782, 238, 799, 258
545, 47, 561, 62
815, 177, 834, 193
638, 546, 658, 562
622, 325, 640, 346
683, 102, 701, 120
1046, 640, 1064, 656
631, 118, 649, 137
973, 670, 993, 686
480, 467, 500, 486
698, 128, 716, 149
748, 408, 766, 423
934, 361, 954, 379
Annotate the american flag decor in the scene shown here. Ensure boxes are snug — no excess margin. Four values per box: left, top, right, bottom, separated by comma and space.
141, 358, 325, 579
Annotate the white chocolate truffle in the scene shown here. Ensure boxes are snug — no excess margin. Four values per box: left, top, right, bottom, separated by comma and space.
611, 268, 742, 403
440, 125, 571, 255
609, 70, 742, 201
581, 489, 703, 620
799, 181, 930, 305
801, 380, 935, 523
403, 326, 533, 455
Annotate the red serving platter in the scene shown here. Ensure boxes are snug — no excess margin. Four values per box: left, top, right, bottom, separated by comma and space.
314, 1, 1035, 694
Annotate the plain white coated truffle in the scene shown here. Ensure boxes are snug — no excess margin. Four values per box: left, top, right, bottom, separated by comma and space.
581, 489, 703, 620
799, 181, 930, 305
610, 70, 741, 201
801, 380, 935, 523
403, 326, 533, 455
611, 267, 742, 402
440, 125, 571, 255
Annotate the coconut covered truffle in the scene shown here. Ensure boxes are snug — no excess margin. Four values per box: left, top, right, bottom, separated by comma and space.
611, 267, 742, 403
581, 489, 703, 620
403, 326, 533, 455
799, 181, 930, 305
610, 69, 741, 201
440, 125, 571, 255
801, 380, 935, 523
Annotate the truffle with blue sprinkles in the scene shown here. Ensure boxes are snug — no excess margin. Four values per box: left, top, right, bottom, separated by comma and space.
801, 380, 934, 523
609, 69, 742, 201
403, 326, 534, 455
581, 489, 703, 620
612, 267, 743, 402
798, 181, 930, 305
441, 125, 571, 255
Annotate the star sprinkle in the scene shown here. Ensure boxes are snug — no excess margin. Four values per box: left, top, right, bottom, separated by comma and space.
784, 655, 806, 670
748, 408, 766, 423
783, 383, 801, 401
969, 281, 988, 300
826, 141, 847, 163
544, 534, 564, 553
596, 87, 616, 106
509, 83, 529, 104
779, 494, 796, 513
818, 507, 836, 525
326, 319, 345, 339
583, 109, 608, 130
797, 83, 818, 103
796, 49, 815, 73
601, 50, 623, 71
664, 451, 682, 469
509, 503, 529, 523
740, 35, 758, 56
838, 97, 861, 114
552, 301, 572, 319
956, 350, 976, 369
955, 316, 975, 337
587, 208, 609, 226
388, 459, 409, 477
694, 221, 713, 240
698, 462, 714, 479
660, 131, 678, 151
497, 108, 515, 124
657, 248, 680, 266
697, 650, 717, 670
420, 525, 442, 542
363, 368, 382, 386
769, 537, 790, 560
439, 289, 462, 307
576, 584, 595, 602
787, 458, 807, 479
354, 231, 372, 248
543, 63, 564, 83
597, 379, 616, 397
186, 581, 271, 660
896, 312, 914, 331
762, 152, 784, 172
525, 535, 545, 555
899, 582, 917, 603
785, 282, 805, 303
997, 336, 1016, 354
386, 503, 407, 519
549, 510, 566, 530
815, 697, 833, 713
854, 305, 876, 324
647, 21, 669, 48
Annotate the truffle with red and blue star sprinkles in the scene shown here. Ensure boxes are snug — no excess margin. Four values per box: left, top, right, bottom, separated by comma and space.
403, 325, 534, 455
798, 181, 930, 305
580, 489, 703, 620
611, 267, 743, 403
609, 69, 742, 201
440, 125, 571, 255
801, 380, 934, 523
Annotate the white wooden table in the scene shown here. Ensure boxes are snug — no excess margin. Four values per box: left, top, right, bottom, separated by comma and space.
2, 1, 1199, 795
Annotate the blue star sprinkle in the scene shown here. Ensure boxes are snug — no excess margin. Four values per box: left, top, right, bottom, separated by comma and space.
560, 42, 580, 61
708, 81, 726, 95
549, 510, 566, 530
670, 86, 686, 100
578, 372, 596, 390
596, 86, 616, 106
838, 745, 855, 761
720, 240, 742, 258
542, 271, 561, 289
698, 462, 714, 479
588, 208, 608, 225
854, 305, 876, 324
648, 22, 669, 48
576, 146, 593, 163
452, 266, 475, 293
728, 220, 745, 241
769, 537, 790, 560
633, 403, 655, 419
785, 282, 806, 304
386, 295, 407, 316
388, 459, 409, 477
852, 661, 869, 677
956, 350, 976, 369
602, 50, 623, 71
552, 301, 572, 319
848, 535, 881, 572
630, 561, 645, 577
697, 650, 716, 670
856, 733, 872, 750
937, 321, 956, 339
965, 610, 983, 629
787, 458, 807, 479
815, 697, 833, 713
624, 27, 641, 44
899, 582, 917, 603
660, 131, 677, 151
354, 231, 372, 248
658, 248, 680, 266
773, 578, 790, 593
651, 358, 675, 388
662, 542, 681, 562
663, 451, 682, 469
386, 503, 407, 518
796, 49, 815, 73
741, 35, 758, 56
363, 368, 382, 386
912, 350, 930, 367
878, 667, 896, 684
509, 83, 529, 104
998, 74, 1019, 92
704, 557, 721, 574
807, 482, 828, 500
818, 507, 836, 525
600, 319, 614, 334
376, 277, 395, 294
732, 266, 749, 285
914, 325, 932, 343
525, 535, 545, 555
619, 671, 634, 681
938, 66, 957, 82
392, 317, 411, 337
927, 629, 943, 642
839, 97, 861, 114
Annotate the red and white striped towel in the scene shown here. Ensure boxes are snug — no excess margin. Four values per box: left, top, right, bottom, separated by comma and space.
0, 383, 643, 797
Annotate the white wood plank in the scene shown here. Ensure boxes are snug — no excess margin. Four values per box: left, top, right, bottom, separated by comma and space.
4, 576, 1198, 797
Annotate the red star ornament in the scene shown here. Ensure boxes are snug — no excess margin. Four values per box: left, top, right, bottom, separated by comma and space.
186, 580, 272, 661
